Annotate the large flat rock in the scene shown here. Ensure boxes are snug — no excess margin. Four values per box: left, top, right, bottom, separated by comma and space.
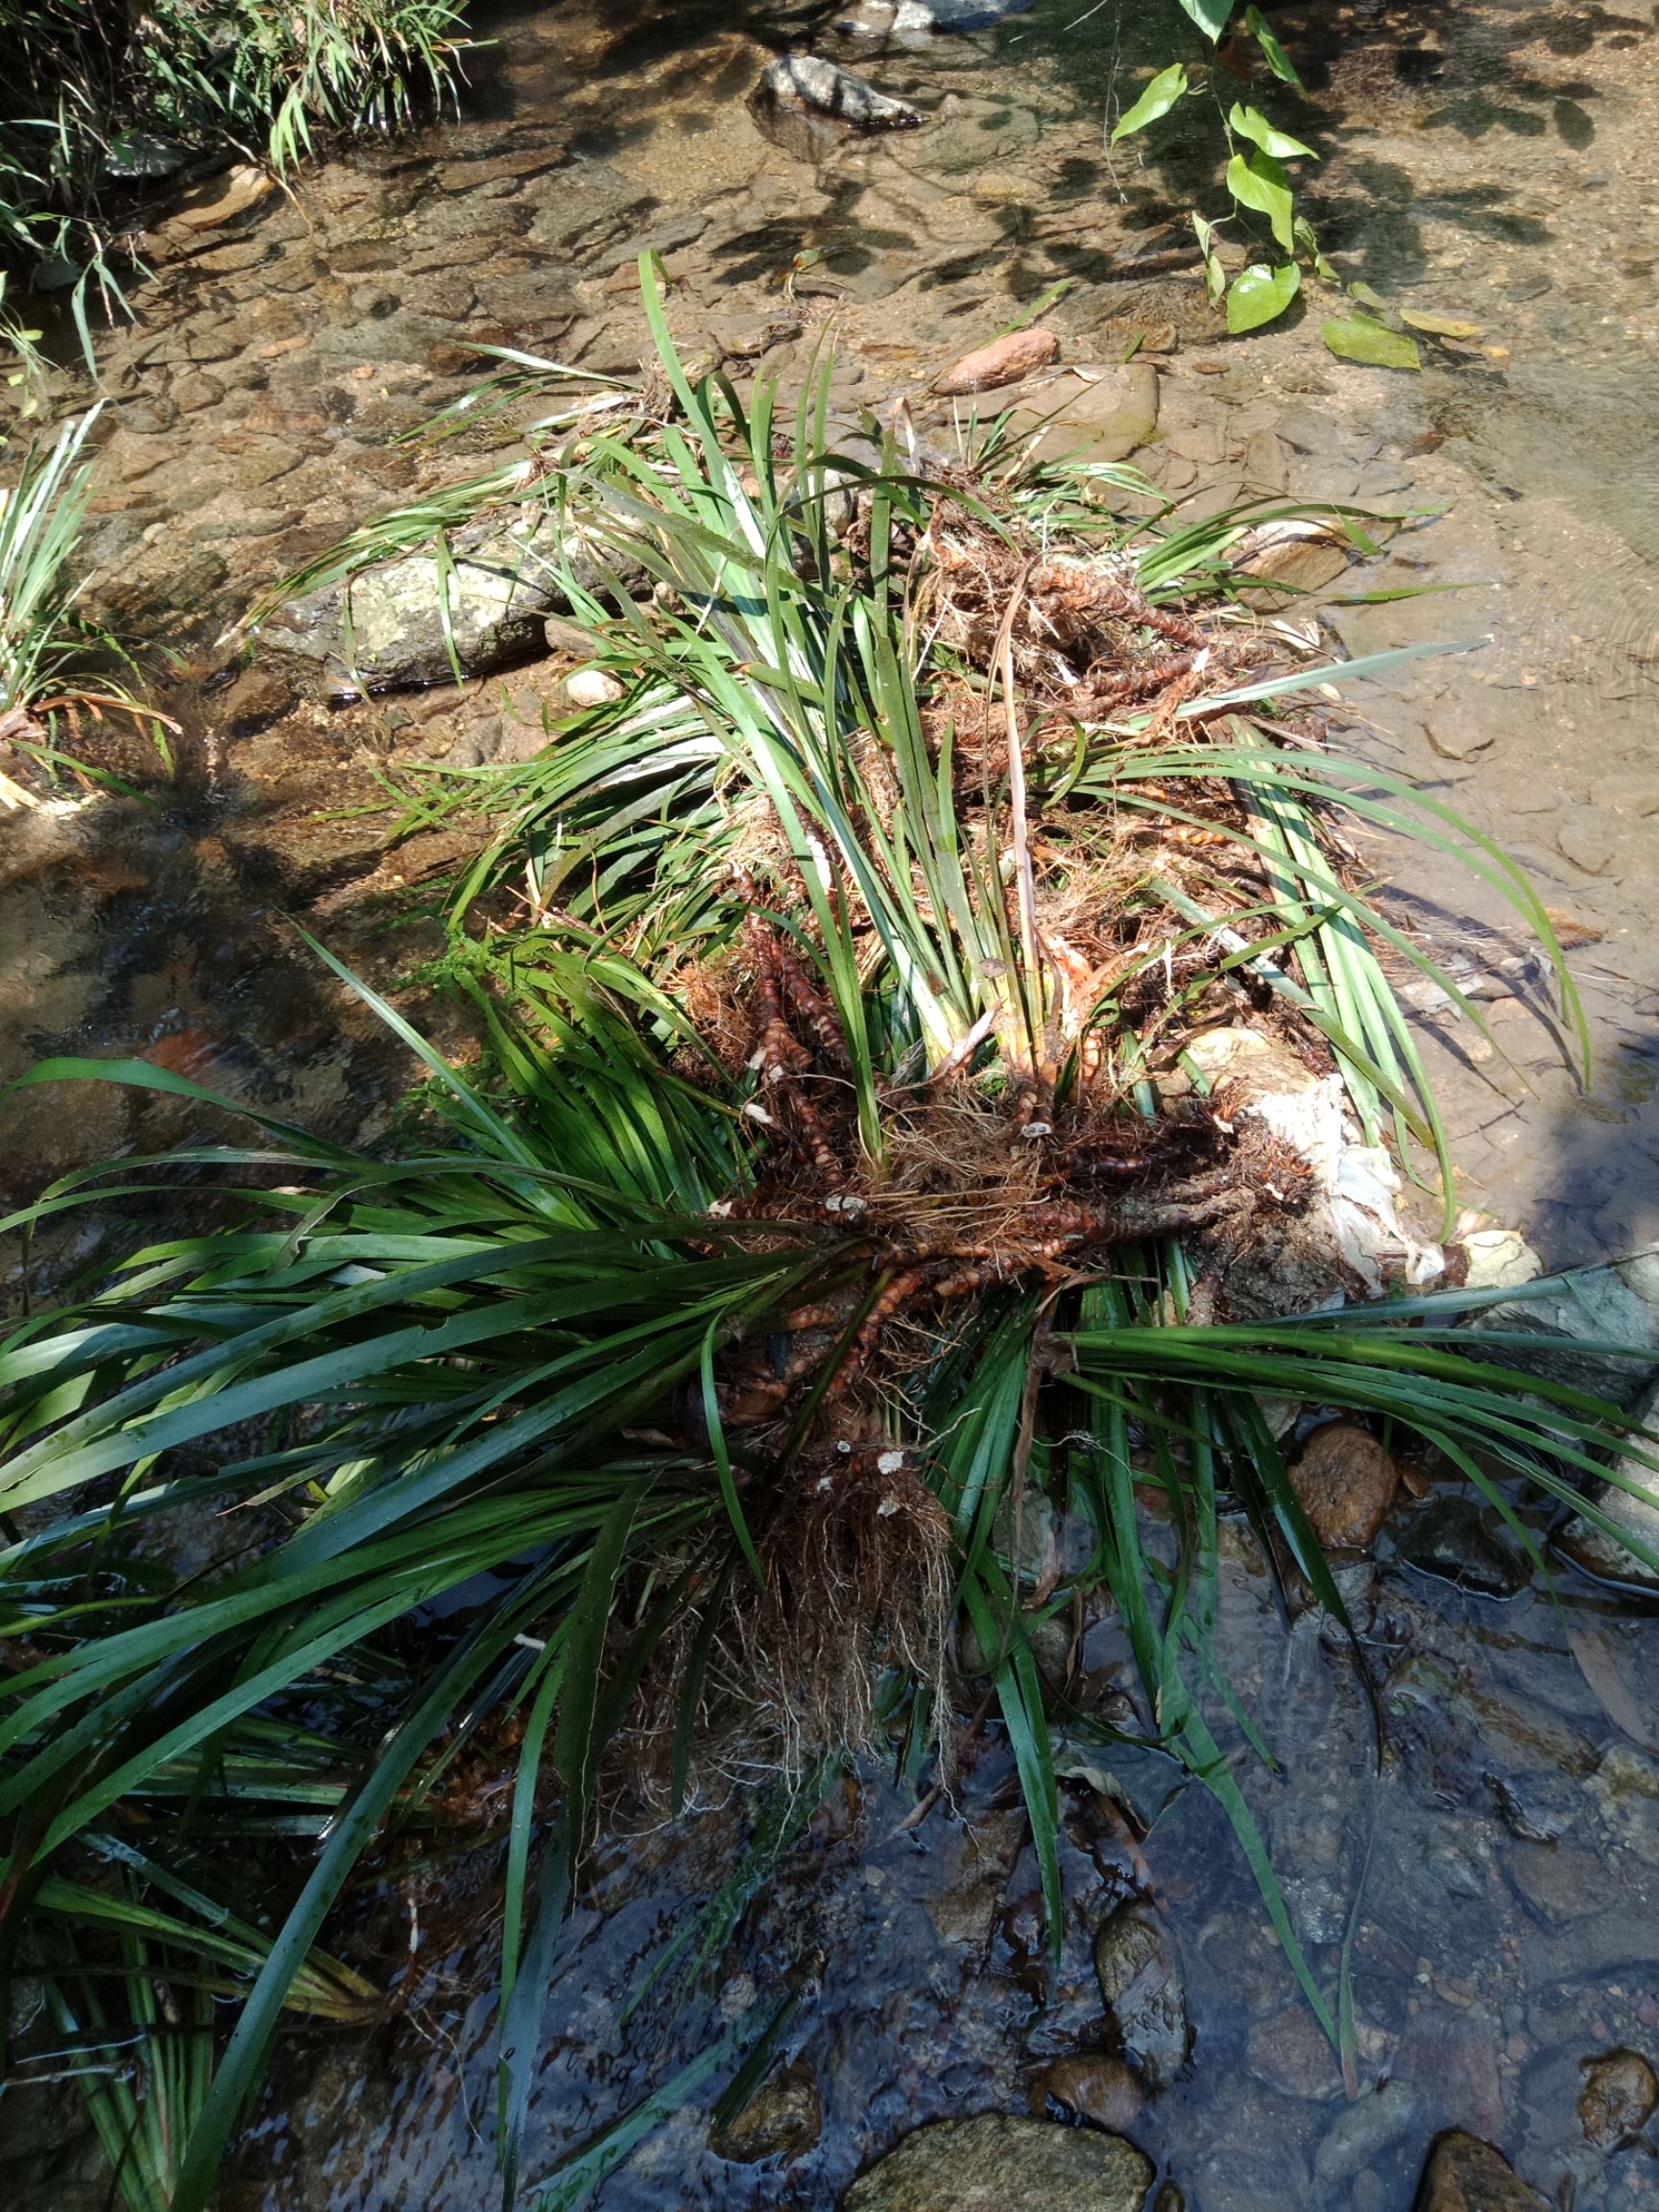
1005, 364, 1160, 465
840, 2112, 1154, 2212
257, 501, 626, 693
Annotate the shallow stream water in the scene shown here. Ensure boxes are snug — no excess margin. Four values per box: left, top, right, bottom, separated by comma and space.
3, 2, 1659, 2207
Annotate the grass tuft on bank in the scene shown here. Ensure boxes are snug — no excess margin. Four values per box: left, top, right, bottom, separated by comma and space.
3, 275, 1654, 2207
0, 0, 470, 360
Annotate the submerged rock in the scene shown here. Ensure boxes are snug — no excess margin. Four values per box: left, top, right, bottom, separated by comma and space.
1588, 1745, 1659, 1864
709, 2061, 822, 2162
1290, 1420, 1401, 1551
257, 501, 628, 693
1093, 1899, 1189, 2091
1394, 2005, 1504, 2142
754, 56, 923, 131
1557, 1377, 1659, 1592
1577, 2047, 1658, 2148
1394, 1497, 1530, 1599
1413, 2131, 1548, 2211
1235, 518, 1354, 605
1486, 1769, 1579, 1844
840, 2113, 1153, 2211
1314, 2080, 1422, 2187
1506, 1839, 1617, 1924
1025, 2054, 1144, 2131
1245, 2003, 1342, 2101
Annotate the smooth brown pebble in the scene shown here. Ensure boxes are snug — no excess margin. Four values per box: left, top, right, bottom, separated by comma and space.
1413, 2131, 1548, 2211
933, 327, 1059, 396
1290, 1420, 1401, 1550
1026, 2055, 1143, 2131
1578, 2046, 1658, 2149
710, 2061, 822, 2162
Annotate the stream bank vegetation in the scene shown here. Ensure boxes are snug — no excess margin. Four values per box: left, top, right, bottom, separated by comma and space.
4, 278, 1658, 2208
0, 400, 177, 791
0, 0, 470, 366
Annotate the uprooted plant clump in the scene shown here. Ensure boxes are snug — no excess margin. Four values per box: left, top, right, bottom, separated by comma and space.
5, 271, 1657, 2211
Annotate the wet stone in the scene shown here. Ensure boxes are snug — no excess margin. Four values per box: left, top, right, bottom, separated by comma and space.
184, 321, 244, 365
840, 2113, 1153, 2212
409, 273, 476, 322
1238, 531, 1354, 603
1006, 365, 1160, 466
1315, 2080, 1422, 2188
1506, 1839, 1616, 1924
1486, 1770, 1579, 1845
217, 668, 296, 735
1395, 2006, 1505, 2140
170, 371, 226, 413
709, 2061, 822, 2163
925, 1872, 1001, 1947
1394, 1498, 1530, 1599
1289, 1421, 1401, 1551
1480, 1269, 1659, 1410
120, 397, 180, 435
1413, 2131, 1548, 2211
1577, 2047, 1658, 2149
192, 496, 284, 549
1093, 1898, 1189, 2092
1025, 2054, 1143, 2130
405, 229, 505, 273
1245, 2003, 1342, 2101
325, 236, 407, 275
261, 505, 632, 692
1556, 817, 1619, 876
1268, 1793, 1356, 1950
525, 166, 657, 260
471, 269, 582, 332
1589, 1747, 1659, 1865
224, 440, 303, 492
1558, 1377, 1659, 1592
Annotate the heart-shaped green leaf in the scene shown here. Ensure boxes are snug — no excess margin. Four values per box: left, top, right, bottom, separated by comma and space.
1111, 62, 1191, 144
1229, 103, 1319, 161
1322, 314, 1423, 370
1244, 5, 1304, 86
1175, 0, 1237, 39
1227, 260, 1302, 333
1227, 148, 1295, 252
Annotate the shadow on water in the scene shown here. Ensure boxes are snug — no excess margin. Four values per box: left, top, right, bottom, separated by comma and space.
0, 681, 440, 1277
